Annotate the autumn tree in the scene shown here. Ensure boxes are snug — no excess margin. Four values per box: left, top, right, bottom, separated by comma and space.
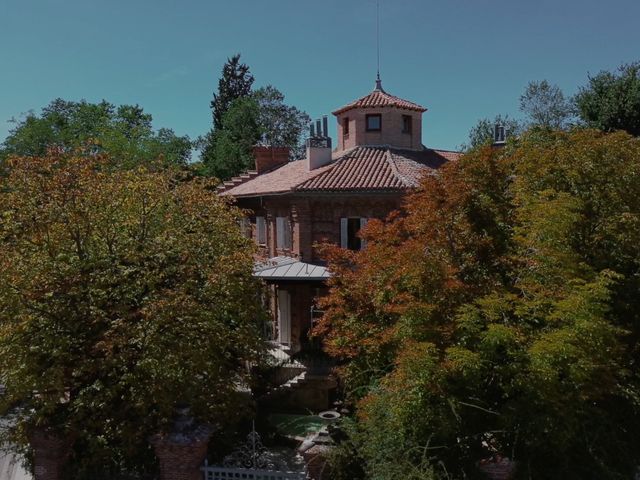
318, 130, 640, 479
0, 151, 266, 478
575, 62, 640, 136
0, 99, 192, 169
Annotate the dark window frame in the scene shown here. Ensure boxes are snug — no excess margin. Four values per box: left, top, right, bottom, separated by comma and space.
346, 218, 362, 251
402, 115, 413, 134
366, 114, 382, 132
343, 117, 350, 135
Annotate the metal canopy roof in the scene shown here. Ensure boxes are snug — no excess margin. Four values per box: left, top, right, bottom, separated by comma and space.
254, 256, 330, 281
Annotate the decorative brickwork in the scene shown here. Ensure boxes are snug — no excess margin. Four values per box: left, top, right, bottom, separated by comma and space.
150, 407, 213, 480
27, 428, 74, 480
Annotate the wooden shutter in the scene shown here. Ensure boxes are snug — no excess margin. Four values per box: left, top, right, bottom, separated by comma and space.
256, 216, 266, 244
360, 218, 368, 249
340, 218, 348, 248
285, 219, 292, 249
276, 217, 284, 250
277, 289, 291, 345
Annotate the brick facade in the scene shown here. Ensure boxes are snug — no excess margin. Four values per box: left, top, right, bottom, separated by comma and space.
336, 106, 423, 151
248, 195, 403, 263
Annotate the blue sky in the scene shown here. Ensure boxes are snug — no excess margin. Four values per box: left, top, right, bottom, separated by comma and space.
1, 0, 639, 152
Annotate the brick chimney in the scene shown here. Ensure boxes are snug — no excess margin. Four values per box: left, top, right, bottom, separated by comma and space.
150, 406, 213, 480
253, 146, 290, 174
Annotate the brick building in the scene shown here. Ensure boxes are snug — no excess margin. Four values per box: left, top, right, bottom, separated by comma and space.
219, 79, 460, 357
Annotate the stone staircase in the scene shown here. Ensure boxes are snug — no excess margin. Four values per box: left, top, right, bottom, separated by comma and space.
261, 370, 309, 400
216, 170, 259, 194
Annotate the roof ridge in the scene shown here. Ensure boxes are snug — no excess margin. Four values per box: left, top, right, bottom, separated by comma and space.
384, 147, 416, 188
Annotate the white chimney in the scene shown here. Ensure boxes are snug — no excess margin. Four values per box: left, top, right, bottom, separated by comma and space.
306, 116, 332, 170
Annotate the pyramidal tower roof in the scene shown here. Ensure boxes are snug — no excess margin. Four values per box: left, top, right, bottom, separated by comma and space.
332, 77, 427, 115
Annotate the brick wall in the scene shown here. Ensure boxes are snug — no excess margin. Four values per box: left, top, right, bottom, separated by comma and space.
248, 195, 402, 262
152, 439, 209, 480
335, 107, 423, 151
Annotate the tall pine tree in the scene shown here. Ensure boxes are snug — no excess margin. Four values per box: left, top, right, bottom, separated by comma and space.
211, 54, 254, 131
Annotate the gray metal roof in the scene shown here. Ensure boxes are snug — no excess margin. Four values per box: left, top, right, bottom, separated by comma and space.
254, 257, 330, 281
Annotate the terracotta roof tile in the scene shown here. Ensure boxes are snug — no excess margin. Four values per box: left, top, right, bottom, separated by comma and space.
298, 147, 458, 192
220, 160, 332, 197
332, 89, 427, 115
221, 147, 460, 197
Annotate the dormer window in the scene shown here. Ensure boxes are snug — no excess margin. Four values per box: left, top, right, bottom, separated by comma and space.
343, 117, 350, 136
366, 114, 382, 132
402, 115, 412, 134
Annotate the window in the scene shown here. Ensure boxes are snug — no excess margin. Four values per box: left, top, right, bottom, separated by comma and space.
402, 115, 412, 134
343, 117, 350, 135
340, 217, 368, 250
276, 216, 292, 250
256, 216, 267, 245
366, 114, 382, 132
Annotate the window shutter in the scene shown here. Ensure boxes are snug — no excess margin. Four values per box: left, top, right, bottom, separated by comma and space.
360, 218, 368, 249
284, 219, 292, 249
276, 217, 284, 250
340, 218, 348, 248
256, 217, 266, 244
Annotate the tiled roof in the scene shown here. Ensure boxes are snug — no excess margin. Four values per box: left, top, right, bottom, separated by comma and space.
221, 146, 460, 197
219, 159, 333, 197
297, 147, 453, 192
332, 88, 427, 115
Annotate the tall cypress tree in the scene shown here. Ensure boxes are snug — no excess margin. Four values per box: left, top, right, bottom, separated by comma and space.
211, 54, 254, 131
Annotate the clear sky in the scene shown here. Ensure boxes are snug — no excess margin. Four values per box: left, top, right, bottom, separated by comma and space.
1, 0, 639, 152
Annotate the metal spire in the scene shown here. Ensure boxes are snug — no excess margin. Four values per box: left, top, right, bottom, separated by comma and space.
375, 0, 384, 91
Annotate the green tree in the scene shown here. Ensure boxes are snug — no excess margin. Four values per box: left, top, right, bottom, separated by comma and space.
316, 130, 640, 479
464, 114, 521, 150
0, 99, 192, 169
211, 54, 254, 131
254, 86, 311, 159
202, 86, 310, 181
0, 151, 266, 478
209, 96, 261, 181
519, 79, 573, 129
575, 62, 640, 136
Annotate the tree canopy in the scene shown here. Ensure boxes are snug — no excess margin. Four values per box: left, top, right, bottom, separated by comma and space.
519, 80, 574, 129
202, 85, 310, 180
0, 99, 192, 170
464, 114, 521, 150
575, 62, 640, 136
317, 129, 640, 479
211, 54, 255, 132
0, 151, 266, 477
